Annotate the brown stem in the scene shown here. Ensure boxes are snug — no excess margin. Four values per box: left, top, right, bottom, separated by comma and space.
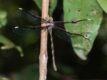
39, 0, 49, 80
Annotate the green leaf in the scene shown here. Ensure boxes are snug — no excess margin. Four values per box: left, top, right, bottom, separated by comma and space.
49, 0, 57, 15
0, 10, 7, 28
0, 34, 24, 57
33, 0, 57, 15
97, 0, 107, 13
64, 0, 103, 60
33, 0, 42, 10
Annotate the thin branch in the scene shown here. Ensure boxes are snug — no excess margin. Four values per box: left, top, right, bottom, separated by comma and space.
39, 0, 49, 80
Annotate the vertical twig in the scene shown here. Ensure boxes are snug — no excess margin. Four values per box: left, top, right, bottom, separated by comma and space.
39, 0, 49, 80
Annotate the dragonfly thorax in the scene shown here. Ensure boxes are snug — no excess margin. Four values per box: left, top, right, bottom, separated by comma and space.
42, 17, 54, 30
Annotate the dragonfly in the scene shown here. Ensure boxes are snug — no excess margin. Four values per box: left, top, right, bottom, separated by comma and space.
14, 8, 90, 71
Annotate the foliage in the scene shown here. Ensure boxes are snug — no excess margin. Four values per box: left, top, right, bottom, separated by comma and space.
63, 0, 102, 60
0, 10, 7, 28
97, 0, 107, 13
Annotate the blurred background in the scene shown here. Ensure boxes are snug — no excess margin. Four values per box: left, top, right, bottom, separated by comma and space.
0, 0, 107, 80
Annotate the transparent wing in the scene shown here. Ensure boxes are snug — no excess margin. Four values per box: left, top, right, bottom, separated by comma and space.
18, 8, 41, 26
12, 25, 40, 46
52, 27, 71, 42
53, 19, 88, 28
12, 26, 40, 41
53, 26, 90, 43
